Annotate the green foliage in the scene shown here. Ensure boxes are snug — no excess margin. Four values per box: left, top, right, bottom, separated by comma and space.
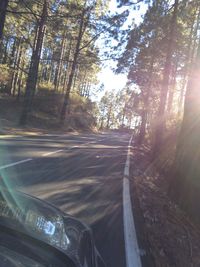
0, 64, 10, 84
116, 0, 200, 145
97, 87, 134, 129
38, 82, 55, 92
117, 0, 200, 224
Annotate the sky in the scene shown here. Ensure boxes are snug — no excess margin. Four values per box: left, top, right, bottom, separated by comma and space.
96, 0, 147, 99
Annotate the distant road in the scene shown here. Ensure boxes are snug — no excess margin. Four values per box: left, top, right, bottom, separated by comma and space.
0, 132, 141, 267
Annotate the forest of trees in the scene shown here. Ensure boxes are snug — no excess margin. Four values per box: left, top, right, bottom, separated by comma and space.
0, 0, 128, 127
1, 0, 200, 223
116, 0, 200, 223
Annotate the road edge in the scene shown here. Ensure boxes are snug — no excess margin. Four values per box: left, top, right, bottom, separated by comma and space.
123, 135, 142, 267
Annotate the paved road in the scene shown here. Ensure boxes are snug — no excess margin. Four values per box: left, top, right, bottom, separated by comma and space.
0, 132, 133, 267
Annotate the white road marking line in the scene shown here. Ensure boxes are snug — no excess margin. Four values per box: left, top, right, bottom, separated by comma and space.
42, 149, 63, 156
72, 145, 79, 148
0, 135, 23, 139
0, 158, 33, 170
123, 136, 142, 267
68, 139, 103, 150
0, 137, 107, 170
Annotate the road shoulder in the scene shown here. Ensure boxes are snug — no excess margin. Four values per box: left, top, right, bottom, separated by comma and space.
130, 144, 200, 267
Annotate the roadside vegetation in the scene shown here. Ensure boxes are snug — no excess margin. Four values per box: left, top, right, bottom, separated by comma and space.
117, 0, 200, 225
0, 0, 128, 131
116, 0, 200, 265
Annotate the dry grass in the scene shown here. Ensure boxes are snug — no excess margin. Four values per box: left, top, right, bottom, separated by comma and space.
132, 146, 200, 267
0, 93, 96, 135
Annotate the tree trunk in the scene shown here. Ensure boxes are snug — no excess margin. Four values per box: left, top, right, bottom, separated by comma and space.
106, 106, 112, 128
60, 7, 86, 124
10, 37, 17, 66
138, 108, 147, 144
169, 37, 200, 222
100, 117, 104, 129
152, 0, 179, 156
16, 48, 25, 100
2, 37, 9, 64
167, 61, 178, 114
0, 0, 8, 39
54, 31, 67, 91
17, 61, 24, 101
19, 0, 47, 125
72, 65, 79, 91
0, 0, 8, 60
178, 8, 200, 116
166, 74, 176, 113
11, 39, 22, 96
85, 82, 91, 98
138, 56, 154, 144
62, 38, 72, 93
48, 59, 54, 83
121, 106, 125, 126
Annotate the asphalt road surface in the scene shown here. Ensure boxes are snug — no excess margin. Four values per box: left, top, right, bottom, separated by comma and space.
0, 132, 135, 267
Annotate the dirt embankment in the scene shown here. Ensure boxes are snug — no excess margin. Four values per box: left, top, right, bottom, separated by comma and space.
0, 94, 97, 135
132, 145, 200, 267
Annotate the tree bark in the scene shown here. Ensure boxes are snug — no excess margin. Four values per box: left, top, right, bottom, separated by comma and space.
48, 59, 54, 83
167, 61, 178, 114
138, 56, 154, 144
19, 0, 48, 125
85, 82, 91, 98
169, 37, 200, 222
11, 38, 22, 96
72, 65, 79, 91
106, 105, 112, 128
152, 0, 179, 156
60, 7, 86, 124
0, 0, 9, 60
178, 8, 200, 116
2, 37, 9, 64
54, 31, 67, 91
62, 39, 73, 93
0, 0, 8, 39
17, 60, 24, 101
